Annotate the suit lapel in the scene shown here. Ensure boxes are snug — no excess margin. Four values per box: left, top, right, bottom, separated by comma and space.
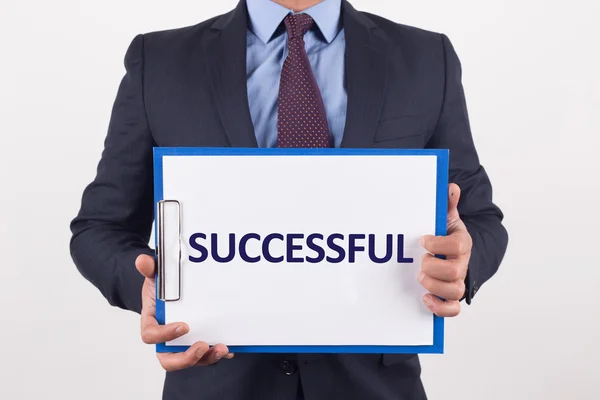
200, 0, 390, 149
202, 1, 258, 148
340, 1, 391, 148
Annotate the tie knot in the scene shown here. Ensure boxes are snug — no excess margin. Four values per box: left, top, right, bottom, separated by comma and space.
284, 13, 314, 40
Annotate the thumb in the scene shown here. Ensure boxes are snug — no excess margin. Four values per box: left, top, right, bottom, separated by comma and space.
448, 183, 461, 223
135, 254, 156, 279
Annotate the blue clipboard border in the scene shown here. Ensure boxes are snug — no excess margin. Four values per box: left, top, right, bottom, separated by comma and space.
154, 147, 448, 354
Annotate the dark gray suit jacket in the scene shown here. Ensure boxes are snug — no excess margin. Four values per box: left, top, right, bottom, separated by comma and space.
70, 1, 508, 399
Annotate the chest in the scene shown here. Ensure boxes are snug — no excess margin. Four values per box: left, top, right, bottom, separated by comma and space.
143, 42, 442, 149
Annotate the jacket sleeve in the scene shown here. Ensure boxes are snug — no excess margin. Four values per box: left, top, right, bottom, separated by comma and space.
69, 34, 155, 314
427, 34, 509, 303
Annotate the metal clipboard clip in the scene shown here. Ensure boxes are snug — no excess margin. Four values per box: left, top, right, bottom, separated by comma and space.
157, 200, 182, 302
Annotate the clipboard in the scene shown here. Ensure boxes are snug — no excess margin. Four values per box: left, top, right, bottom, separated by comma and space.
154, 147, 448, 354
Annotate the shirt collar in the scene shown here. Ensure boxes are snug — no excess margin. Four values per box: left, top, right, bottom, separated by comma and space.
246, 0, 342, 44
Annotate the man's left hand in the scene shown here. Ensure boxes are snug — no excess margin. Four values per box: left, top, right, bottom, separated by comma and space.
418, 183, 472, 317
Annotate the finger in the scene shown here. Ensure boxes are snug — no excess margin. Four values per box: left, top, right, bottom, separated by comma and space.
421, 253, 467, 282
141, 320, 189, 345
423, 295, 461, 317
158, 342, 210, 372
418, 271, 465, 301
141, 278, 157, 310
136, 254, 156, 279
421, 232, 470, 258
196, 343, 231, 366
447, 183, 467, 233
447, 183, 461, 220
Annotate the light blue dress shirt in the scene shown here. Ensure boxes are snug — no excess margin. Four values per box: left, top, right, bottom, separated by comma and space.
246, 0, 346, 148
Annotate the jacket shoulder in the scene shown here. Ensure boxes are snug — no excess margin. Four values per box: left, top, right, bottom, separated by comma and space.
139, 14, 222, 51
360, 11, 444, 48
123, 13, 228, 70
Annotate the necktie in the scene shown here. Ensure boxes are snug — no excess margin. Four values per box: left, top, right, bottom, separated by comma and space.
277, 14, 332, 148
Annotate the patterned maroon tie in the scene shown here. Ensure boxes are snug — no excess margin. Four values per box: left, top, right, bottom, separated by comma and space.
277, 14, 332, 148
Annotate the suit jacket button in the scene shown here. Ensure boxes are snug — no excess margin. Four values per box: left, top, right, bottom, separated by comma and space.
279, 360, 298, 376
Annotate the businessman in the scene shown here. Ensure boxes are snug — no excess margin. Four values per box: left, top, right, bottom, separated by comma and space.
70, 0, 508, 399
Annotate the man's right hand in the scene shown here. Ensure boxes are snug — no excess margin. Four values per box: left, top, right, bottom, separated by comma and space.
135, 254, 233, 371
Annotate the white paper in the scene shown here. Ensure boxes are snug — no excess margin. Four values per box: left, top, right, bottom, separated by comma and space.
161, 155, 438, 346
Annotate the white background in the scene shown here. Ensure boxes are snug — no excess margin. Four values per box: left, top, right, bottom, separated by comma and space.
1, 0, 599, 399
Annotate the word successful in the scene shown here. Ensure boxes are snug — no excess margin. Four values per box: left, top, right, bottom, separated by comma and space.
188, 233, 414, 264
